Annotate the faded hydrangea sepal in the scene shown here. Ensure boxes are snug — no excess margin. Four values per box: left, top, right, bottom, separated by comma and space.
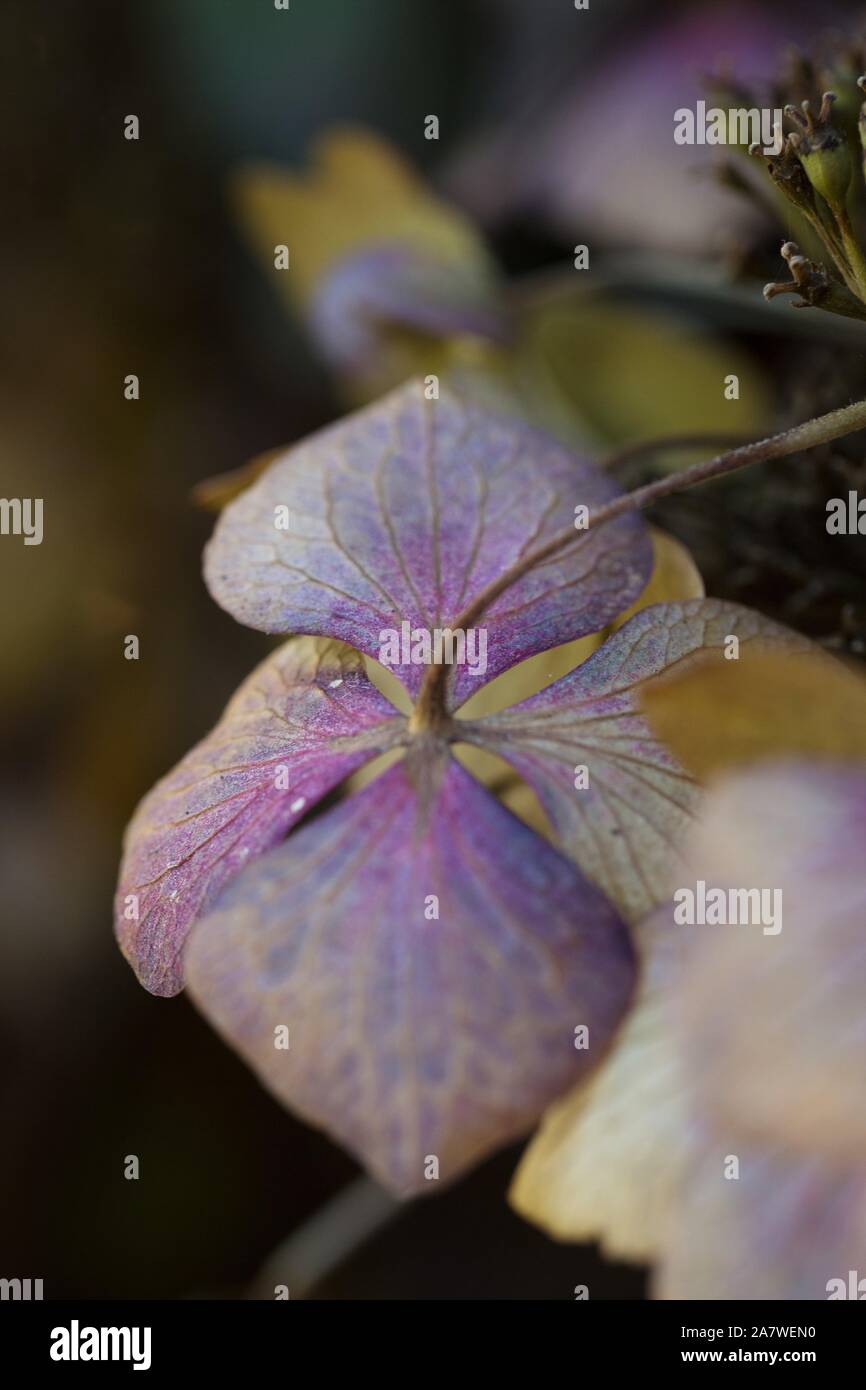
115, 637, 404, 997
203, 379, 653, 707
184, 754, 636, 1196
460, 599, 805, 924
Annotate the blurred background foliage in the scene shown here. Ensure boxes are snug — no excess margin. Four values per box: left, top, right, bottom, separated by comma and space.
1, 0, 864, 1299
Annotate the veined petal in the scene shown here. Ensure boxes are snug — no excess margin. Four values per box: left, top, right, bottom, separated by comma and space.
184, 754, 636, 1196
203, 379, 652, 707
115, 637, 403, 997
462, 599, 803, 923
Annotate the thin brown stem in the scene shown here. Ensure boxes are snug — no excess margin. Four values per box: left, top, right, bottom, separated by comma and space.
411, 395, 866, 728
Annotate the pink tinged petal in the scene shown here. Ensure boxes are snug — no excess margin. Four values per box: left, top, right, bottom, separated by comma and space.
183, 755, 636, 1196
115, 637, 404, 998
656, 1138, 866, 1301
677, 762, 866, 1167
460, 599, 803, 923
203, 379, 652, 707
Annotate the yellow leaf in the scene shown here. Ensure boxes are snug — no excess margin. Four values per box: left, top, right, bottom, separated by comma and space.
522, 300, 773, 456
640, 647, 866, 777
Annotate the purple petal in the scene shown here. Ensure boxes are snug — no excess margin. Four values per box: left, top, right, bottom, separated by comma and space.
183, 755, 636, 1196
115, 637, 403, 997
460, 599, 803, 923
203, 379, 652, 707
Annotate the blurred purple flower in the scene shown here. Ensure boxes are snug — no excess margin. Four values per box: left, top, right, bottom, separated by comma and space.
449, 3, 811, 254
308, 243, 509, 376
657, 761, 866, 1299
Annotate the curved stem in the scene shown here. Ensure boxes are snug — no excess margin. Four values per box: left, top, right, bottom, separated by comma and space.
413, 395, 866, 726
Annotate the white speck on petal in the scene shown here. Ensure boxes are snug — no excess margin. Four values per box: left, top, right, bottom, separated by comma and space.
291, 797, 306, 813
328, 678, 343, 688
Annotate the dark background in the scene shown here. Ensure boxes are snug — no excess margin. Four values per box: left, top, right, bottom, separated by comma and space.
0, 0, 862, 1299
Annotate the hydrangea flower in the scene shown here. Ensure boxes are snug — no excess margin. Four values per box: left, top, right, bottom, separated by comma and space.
114, 378, 792, 1195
